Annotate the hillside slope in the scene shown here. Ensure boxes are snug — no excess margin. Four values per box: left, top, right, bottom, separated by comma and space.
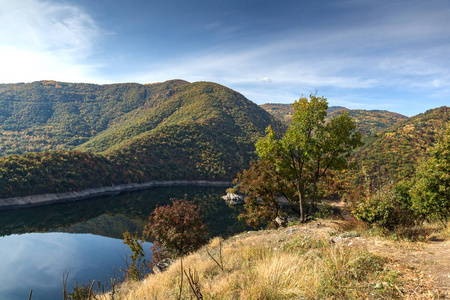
0, 80, 189, 155
0, 81, 280, 198
349, 106, 450, 185
79, 81, 281, 180
261, 103, 408, 137
327, 109, 408, 137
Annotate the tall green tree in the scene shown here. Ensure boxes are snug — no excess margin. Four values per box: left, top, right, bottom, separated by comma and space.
411, 123, 450, 224
255, 95, 362, 221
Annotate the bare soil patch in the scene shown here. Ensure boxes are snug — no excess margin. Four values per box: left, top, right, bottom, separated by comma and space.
294, 220, 450, 298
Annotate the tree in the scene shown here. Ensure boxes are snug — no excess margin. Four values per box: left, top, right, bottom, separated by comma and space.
146, 197, 208, 261
411, 124, 450, 225
237, 158, 296, 228
255, 95, 362, 221
122, 231, 147, 281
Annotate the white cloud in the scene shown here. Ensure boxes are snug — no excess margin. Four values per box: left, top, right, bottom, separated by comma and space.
0, 0, 103, 83
257, 77, 271, 83
131, 0, 450, 111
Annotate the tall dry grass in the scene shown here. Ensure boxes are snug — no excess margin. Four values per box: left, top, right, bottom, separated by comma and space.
99, 227, 404, 300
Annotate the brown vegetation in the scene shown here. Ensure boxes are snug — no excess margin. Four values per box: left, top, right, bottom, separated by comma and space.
99, 219, 448, 299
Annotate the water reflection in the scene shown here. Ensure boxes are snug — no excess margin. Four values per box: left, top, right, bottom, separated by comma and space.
0, 232, 152, 300
0, 186, 249, 300
0, 186, 248, 239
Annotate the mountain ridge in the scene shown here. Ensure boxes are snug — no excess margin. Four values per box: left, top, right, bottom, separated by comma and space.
261, 103, 408, 137
0, 80, 281, 198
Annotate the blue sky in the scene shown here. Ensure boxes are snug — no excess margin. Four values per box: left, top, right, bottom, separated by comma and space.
0, 0, 449, 116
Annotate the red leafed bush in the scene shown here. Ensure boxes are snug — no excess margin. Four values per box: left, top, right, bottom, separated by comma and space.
146, 197, 208, 262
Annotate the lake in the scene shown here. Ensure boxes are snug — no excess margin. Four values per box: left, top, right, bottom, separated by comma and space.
0, 185, 248, 300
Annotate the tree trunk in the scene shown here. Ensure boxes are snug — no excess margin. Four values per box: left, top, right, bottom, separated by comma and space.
297, 176, 304, 222
308, 177, 318, 216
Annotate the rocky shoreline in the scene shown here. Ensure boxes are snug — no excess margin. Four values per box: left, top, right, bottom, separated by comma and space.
0, 180, 231, 211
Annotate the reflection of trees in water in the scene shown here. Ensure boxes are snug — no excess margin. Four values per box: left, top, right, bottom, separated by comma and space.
194, 194, 250, 238
0, 186, 249, 239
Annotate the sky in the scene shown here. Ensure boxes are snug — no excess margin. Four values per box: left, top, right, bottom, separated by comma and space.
0, 0, 449, 116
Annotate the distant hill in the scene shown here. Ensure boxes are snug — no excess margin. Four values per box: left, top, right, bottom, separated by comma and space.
327, 109, 408, 137
0, 79, 189, 155
95, 81, 283, 181
0, 80, 280, 198
259, 103, 296, 124
349, 106, 450, 185
260, 103, 408, 137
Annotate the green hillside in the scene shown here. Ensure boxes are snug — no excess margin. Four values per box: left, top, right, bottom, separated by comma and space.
259, 103, 297, 123
0, 81, 280, 198
261, 103, 408, 137
349, 106, 450, 186
0, 79, 189, 155
100, 81, 282, 182
328, 109, 408, 137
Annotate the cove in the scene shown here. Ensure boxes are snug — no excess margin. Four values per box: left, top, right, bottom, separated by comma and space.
0, 232, 150, 300
0, 185, 248, 300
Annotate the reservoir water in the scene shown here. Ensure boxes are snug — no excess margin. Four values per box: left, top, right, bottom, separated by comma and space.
0, 185, 247, 300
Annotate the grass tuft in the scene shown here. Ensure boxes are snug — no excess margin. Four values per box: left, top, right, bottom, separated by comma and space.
99, 224, 431, 300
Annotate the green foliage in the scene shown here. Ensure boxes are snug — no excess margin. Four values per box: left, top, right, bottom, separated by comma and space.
261, 103, 408, 137
349, 106, 450, 187
254, 95, 361, 221
146, 198, 208, 261
353, 183, 417, 230
411, 123, 450, 224
0, 80, 188, 155
314, 202, 334, 219
122, 231, 147, 281
67, 284, 94, 300
0, 150, 121, 197
237, 158, 294, 228
0, 81, 281, 198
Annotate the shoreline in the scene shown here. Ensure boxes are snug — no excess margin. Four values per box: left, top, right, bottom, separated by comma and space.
0, 180, 231, 211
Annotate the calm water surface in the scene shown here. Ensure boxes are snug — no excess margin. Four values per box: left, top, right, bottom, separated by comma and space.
0, 186, 247, 300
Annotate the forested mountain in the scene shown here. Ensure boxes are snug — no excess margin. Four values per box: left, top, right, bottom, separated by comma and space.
348, 106, 450, 186
327, 109, 408, 137
261, 103, 408, 137
259, 103, 297, 123
0, 80, 447, 199
0, 80, 281, 197
0, 79, 188, 155
261, 103, 449, 192
91, 81, 283, 181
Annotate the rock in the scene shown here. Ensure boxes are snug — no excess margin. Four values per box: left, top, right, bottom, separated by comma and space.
221, 193, 245, 205
275, 216, 288, 227
285, 228, 299, 234
152, 258, 174, 273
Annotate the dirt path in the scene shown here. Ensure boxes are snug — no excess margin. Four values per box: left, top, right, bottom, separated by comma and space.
297, 220, 450, 297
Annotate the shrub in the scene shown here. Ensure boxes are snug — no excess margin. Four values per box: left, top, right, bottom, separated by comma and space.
353, 183, 417, 230
146, 197, 208, 262
122, 231, 147, 281
411, 124, 450, 225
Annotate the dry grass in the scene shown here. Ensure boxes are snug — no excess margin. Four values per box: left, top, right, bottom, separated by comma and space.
438, 221, 450, 240
98, 222, 444, 300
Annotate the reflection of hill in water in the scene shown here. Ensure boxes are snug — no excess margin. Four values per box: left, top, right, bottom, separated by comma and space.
0, 186, 249, 239
53, 215, 145, 239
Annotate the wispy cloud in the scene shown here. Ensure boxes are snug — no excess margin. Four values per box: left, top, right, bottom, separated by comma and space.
0, 0, 103, 83
131, 0, 450, 114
